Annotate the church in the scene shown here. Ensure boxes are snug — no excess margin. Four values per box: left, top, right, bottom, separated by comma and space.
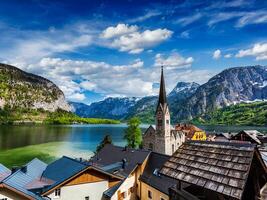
143, 67, 185, 155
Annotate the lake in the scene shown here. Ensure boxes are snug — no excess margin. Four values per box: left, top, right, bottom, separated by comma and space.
0, 124, 266, 161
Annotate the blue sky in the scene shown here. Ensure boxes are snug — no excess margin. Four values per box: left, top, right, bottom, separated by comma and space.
0, 0, 267, 104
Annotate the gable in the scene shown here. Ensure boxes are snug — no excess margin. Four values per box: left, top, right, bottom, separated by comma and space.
65, 168, 120, 186
0, 184, 33, 200
143, 126, 156, 137
42, 166, 122, 195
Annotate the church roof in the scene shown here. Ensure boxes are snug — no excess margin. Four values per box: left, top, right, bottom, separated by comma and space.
157, 66, 167, 108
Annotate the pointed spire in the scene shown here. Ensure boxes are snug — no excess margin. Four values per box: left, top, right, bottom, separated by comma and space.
158, 66, 167, 107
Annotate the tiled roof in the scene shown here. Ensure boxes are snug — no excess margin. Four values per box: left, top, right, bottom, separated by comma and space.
237, 130, 262, 144
260, 150, 267, 167
139, 152, 177, 195
160, 141, 256, 200
0, 164, 11, 182
103, 181, 123, 197
90, 144, 150, 177
2, 158, 47, 200
41, 156, 88, 193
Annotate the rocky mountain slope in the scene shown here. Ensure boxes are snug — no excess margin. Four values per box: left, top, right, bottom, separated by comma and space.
70, 97, 140, 119
0, 64, 71, 112
174, 65, 267, 120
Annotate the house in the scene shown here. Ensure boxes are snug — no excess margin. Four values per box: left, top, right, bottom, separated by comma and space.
143, 67, 185, 155
174, 123, 206, 141
40, 156, 123, 200
231, 130, 262, 145
139, 152, 177, 200
213, 132, 233, 142
160, 141, 267, 200
89, 144, 151, 200
0, 158, 47, 200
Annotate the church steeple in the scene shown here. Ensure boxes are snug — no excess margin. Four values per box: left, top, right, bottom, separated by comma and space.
158, 66, 167, 107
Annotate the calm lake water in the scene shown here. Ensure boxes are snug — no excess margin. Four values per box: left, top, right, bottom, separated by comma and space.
0, 124, 266, 158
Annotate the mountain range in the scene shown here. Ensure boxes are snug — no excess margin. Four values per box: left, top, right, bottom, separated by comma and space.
0, 63, 266, 125
70, 65, 267, 123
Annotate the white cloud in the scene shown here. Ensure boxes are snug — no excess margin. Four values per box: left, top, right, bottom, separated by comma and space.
2, 25, 93, 64
208, 10, 267, 27
128, 11, 161, 23
236, 10, 267, 27
207, 0, 250, 10
175, 13, 202, 26
8, 52, 212, 102
208, 12, 243, 26
154, 53, 194, 69
213, 49, 221, 59
100, 24, 138, 39
101, 24, 173, 54
236, 42, 267, 60
68, 93, 86, 101
224, 53, 232, 58
180, 31, 190, 39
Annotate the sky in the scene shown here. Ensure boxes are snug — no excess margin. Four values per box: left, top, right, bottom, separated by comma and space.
0, 0, 267, 104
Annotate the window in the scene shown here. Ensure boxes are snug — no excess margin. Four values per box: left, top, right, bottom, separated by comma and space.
55, 188, 61, 197
1, 198, 8, 200
166, 120, 169, 124
130, 186, 134, 193
161, 198, 165, 200
148, 190, 152, 199
149, 143, 153, 151
172, 144, 175, 153
122, 191, 127, 198
85, 197, 89, 200
157, 119, 162, 126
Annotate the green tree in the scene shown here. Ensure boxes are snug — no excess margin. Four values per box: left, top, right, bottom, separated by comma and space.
124, 117, 142, 148
96, 135, 113, 153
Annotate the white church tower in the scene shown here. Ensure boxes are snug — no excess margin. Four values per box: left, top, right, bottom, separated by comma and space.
143, 66, 183, 155
154, 66, 172, 155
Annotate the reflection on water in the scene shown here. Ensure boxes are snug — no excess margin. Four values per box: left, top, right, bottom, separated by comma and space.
0, 124, 266, 154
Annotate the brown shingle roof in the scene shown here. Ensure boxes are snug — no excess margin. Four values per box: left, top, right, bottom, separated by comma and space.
160, 141, 256, 200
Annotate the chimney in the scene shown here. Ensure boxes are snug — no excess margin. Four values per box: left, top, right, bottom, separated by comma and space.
21, 166, 27, 173
122, 158, 127, 169
11, 166, 19, 174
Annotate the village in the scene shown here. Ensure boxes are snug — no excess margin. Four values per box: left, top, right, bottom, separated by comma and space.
0, 68, 266, 200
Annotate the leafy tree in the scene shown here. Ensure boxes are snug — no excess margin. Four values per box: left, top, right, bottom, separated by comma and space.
96, 135, 113, 153
124, 117, 142, 148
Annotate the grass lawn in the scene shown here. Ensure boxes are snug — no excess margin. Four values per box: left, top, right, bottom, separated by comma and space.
0, 142, 63, 168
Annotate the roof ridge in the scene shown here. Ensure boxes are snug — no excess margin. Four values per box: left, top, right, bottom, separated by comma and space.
62, 156, 88, 166
151, 151, 171, 158
187, 140, 256, 148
